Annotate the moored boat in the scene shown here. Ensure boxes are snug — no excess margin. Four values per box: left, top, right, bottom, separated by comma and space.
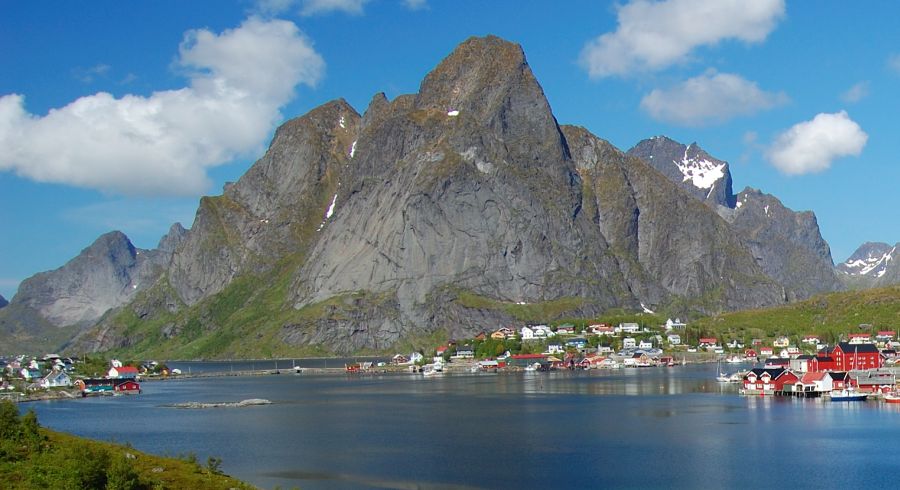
883, 393, 900, 403
828, 389, 868, 401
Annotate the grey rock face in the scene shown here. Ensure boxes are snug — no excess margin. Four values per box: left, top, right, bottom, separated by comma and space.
12, 231, 165, 327
628, 136, 841, 301
627, 136, 734, 208
564, 126, 784, 312
727, 188, 841, 300
168, 99, 360, 305
291, 36, 635, 340
0, 294, 7, 309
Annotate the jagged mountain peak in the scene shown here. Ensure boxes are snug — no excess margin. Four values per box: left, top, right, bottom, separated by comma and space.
415, 35, 527, 111
838, 242, 896, 278
0, 294, 7, 309
627, 136, 734, 208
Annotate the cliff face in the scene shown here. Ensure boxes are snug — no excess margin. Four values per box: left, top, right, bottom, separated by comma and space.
168, 100, 360, 305
9, 228, 182, 328
284, 36, 636, 347
564, 127, 783, 311
628, 137, 841, 301
726, 188, 841, 300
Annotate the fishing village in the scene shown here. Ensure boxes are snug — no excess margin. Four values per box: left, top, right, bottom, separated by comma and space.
5, 318, 900, 405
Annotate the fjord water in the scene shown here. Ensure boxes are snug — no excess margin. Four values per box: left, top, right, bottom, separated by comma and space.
29, 364, 900, 489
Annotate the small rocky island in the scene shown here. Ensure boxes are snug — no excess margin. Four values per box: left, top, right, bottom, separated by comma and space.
164, 398, 272, 409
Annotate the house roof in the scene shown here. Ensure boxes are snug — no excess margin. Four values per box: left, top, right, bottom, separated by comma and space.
511, 354, 545, 359
796, 355, 814, 360
827, 371, 849, 380
878, 331, 896, 336
800, 372, 826, 383
114, 366, 139, 374
835, 342, 879, 353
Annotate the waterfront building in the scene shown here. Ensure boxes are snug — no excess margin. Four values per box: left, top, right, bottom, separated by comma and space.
830, 342, 882, 371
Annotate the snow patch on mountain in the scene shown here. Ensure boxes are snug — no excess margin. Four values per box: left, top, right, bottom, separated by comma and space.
675, 145, 725, 190
840, 246, 895, 277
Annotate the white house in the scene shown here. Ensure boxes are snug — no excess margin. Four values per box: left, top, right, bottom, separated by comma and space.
639, 339, 653, 350
623, 337, 637, 348
409, 352, 424, 364
40, 370, 72, 388
619, 323, 640, 334
801, 335, 820, 345
520, 326, 535, 341
532, 325, 555, 338
665, 318, 687, 330
667, 334, 682, 345
547, 344, 565, 355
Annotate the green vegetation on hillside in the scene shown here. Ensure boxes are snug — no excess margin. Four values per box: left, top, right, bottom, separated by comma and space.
0, 400, 252, 490
692, 284, 900, 344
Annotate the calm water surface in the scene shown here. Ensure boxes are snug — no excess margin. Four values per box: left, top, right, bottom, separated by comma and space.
28, 364, 900, 489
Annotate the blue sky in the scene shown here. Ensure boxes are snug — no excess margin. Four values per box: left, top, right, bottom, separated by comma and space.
1, 0, 898, 300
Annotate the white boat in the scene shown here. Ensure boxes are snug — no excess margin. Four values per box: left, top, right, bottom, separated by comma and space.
828, 389, 868, 401
725, 355, 742, 364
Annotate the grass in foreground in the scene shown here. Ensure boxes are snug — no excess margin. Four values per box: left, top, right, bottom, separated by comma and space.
0, 400, 254, 490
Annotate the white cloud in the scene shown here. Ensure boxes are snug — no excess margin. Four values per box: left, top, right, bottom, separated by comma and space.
0, 17, 324, 196
300, 0, 369, 16
73, 64, 111, 83
580, 0, 785, 78
841, 81, 869, 103
640, 70, 787, 126
766, 111, 868, 175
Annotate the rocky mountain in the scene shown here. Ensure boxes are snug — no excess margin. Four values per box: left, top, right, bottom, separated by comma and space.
837, 242, 900, 288
2, 225, 185, 329
628, 137, 842, 301
0, 294, 7, 309
627, 136, 734, 209
9, 36, 859, 356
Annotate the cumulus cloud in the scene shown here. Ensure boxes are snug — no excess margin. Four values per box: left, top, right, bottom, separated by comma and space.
766, 111, 868, 175
580, 0, 785, 78
841, 81, 869, 103
640, 70, 787, 126
0, 17, 324, 196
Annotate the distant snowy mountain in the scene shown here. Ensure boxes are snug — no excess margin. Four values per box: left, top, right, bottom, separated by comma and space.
627, 136, 734, 208
837, 242, 900, 290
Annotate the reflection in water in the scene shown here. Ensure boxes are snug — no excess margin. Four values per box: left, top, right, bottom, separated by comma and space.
28, 363, 900, 490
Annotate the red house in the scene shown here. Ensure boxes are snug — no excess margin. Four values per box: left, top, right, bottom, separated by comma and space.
831, 342, 882, 371
827, 372, 850, 390
744, 348, 758, 359
760, 347, 774, 357
698, 337, 717, 347
742, 368, 799, 394
113, 379, 141, 394
808, 355, 837, 372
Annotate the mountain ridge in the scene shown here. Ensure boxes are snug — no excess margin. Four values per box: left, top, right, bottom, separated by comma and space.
3, 35, 889, 357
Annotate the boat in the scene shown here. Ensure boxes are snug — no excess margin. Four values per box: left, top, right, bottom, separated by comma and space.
884, 393, 900, 404
828, 389, 868, 401
725, 355, 742, 364
715, 360, 731, 382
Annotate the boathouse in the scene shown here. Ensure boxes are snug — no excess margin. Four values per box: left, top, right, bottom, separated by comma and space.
742, 368, 799, 395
